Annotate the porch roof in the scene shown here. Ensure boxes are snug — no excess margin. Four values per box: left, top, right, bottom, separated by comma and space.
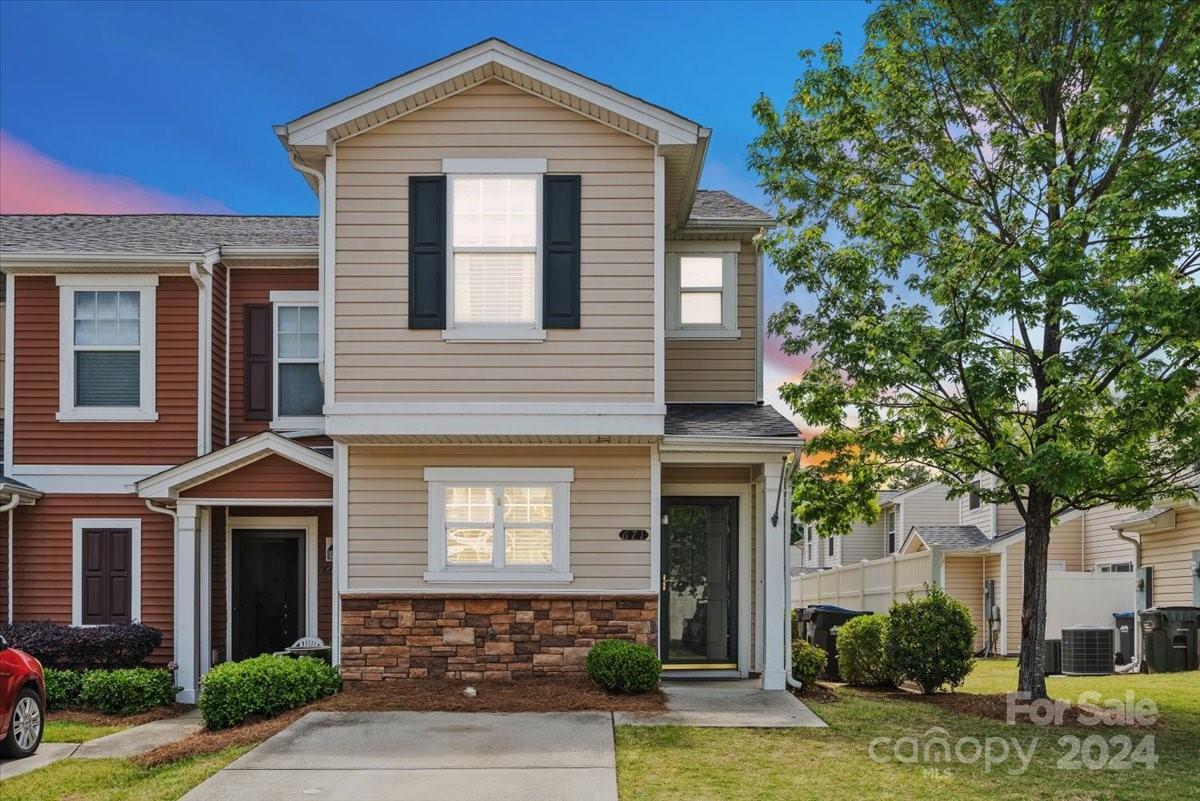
665, 403, 799, 439
0, 473, 42, 503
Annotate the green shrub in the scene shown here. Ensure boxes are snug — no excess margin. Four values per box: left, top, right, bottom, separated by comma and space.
887, 585, 976, 693
836, 614, 897, 687
198, 655, 341, 729
44, 668, 84, 710
79, 668, 177, 714
791, 640, 827, 688
585, 639, 661, 693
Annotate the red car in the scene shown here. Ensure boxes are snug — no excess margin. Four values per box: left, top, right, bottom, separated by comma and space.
0, 635, 45, 760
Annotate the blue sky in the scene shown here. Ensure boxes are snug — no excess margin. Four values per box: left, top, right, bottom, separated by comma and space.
0, 0, 872, 413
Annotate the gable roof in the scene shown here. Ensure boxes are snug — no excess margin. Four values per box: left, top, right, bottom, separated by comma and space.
689, 190, 773, 224
278, 38, 704, 149
0, 214, 317, 261
908, 524, 991, 551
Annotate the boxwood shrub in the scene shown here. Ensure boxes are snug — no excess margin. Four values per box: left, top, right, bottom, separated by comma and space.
836, 614, 897, 687
887, 585, 976, 693
791, 639, 827, 688
44, 668, 85, 711
585, 639, 661, 693
79, 668, 177, 715
199, 655, 341, 730
0, 621, 162, 669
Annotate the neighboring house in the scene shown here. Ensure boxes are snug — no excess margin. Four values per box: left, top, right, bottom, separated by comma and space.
792, 483, 957, 573
0, 39, 803, 701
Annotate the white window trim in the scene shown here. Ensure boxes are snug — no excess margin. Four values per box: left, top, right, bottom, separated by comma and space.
270, 291, 323, 430
443, 170, 546, 342
72, 518, 142, 626
665, 241, 740, 339
57, 275, 158, 422
423, 466, 573, 583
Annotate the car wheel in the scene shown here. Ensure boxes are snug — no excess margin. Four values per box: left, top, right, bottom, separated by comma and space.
1, 687, 43, 759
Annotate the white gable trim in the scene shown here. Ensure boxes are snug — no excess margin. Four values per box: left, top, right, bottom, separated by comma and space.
283, 39, 701, 148
136, 431, 332, 500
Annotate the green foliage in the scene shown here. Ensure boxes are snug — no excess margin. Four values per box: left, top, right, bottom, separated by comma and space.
887, 586, 976, 693
836, 614, 897, 687
198, 655, 341, 730
585, 639, 662, 693
791, 640, 828, 688
79, 668, 177, 715
752, 0, 1200, 695
44, 668, 84, 711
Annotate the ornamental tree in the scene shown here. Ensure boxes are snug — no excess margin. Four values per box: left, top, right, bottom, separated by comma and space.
752, 0, 1200, 698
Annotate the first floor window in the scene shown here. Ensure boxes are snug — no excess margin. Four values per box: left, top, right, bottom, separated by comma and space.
425, 468, 572, 580
58, 278, 156, 421
1098, 561, 1134, 573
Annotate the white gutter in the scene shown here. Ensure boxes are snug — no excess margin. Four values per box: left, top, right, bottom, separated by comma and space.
190, 253, 217, 457
2, 494, 20, 624
286, 152, 328, 387
777, 448, 805, 692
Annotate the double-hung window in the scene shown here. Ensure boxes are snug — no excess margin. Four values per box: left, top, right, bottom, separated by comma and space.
885, 509, 898, 553
424, 467, 572, 582
271, 291, 322, 424
666, 242, 739, 338
444, 159, 545, 340
57, 276, 156, 422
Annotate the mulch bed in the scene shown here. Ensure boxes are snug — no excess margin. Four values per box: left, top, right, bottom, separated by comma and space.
789, 681, 840, 704
48, 703, 191, 728
136, 677, 664, 768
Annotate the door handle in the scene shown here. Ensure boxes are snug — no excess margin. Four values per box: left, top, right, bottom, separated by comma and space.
661, 574, 669, 592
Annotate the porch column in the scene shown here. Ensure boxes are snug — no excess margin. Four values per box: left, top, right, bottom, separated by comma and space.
761, 458, 789, 690
174, 502, 201, 703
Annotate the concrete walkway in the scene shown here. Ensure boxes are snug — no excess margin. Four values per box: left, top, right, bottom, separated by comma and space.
181, 711, 618, 801
73, 709, 203, 759
614, 680, 827, 727
0, 742, 79, 780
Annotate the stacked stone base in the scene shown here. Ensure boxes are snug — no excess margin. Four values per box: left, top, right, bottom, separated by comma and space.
340, 594, 658, 681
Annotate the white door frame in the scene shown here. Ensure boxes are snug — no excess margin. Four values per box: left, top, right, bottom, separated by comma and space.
661, 483, 753, 678
224, 515, 319, 661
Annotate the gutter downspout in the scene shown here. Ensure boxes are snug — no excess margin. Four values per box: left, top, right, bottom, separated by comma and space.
190, 254, 215, 457
777, 448, 805, 691
286, 153, 327, 386
2, 494, 20, 624
1115, 527, 1143, 669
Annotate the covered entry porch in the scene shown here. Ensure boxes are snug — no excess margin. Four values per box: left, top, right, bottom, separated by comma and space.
137, 432, 335, 702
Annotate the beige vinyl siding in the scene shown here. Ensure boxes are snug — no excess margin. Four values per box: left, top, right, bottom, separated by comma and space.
1005, 540, 1025, 654
665, 239, 758, 401
346, 444, 651, 592
997, 504, 1024, 536
1141, 506, 1200, 606
333, 81, 654, 403
661, 464, 754, 484
959, 476, 994, 532
943, 555, 986, 650
1082, 503, 1137, 569
896, 482, 958, 532
840, 519, 886, 564
1048, 518, 1084, 571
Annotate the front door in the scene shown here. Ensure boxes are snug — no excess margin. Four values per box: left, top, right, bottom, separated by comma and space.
231, 531, 303, 661
660, 497, 738, 667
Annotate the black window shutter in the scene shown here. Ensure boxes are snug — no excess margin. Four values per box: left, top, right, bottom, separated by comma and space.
244, 304, 273, 420
408, 176, 446, 329
543, 175, 581, 328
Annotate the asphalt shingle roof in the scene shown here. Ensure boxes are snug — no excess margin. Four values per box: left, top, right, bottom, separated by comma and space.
0, 474, 42, 497
689, 190, 773, 222
0, 214, 319, 255
911, 525, 991, 550
665, 403, 799, 438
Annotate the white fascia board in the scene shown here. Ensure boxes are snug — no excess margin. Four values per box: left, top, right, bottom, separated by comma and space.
285, 40, 700, 148
326, 413, 664, 438
660, 435, 803, 453
136, 431, 333, 499
8, 465, 175, 494
1, 253, 201, 271
220, 246, 319, 259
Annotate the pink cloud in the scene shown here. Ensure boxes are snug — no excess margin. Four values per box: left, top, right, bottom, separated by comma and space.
0, 130, 230, 214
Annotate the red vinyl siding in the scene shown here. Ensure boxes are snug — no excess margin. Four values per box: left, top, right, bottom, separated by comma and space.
227, 268, 318, 441
12, 275, 199, 464
10, 494, 175, 663
179, 454, 332, 499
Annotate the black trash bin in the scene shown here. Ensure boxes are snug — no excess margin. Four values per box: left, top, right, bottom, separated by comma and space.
1113, 612, 1135, 666
1140, 607, 1200, 673
800, 604, 869, 680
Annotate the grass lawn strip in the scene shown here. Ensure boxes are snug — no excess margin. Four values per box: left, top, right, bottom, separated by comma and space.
43, 703, 192, 744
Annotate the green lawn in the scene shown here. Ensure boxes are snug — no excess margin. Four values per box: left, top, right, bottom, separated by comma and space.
43, 720, 129, 743
617, 661, 1199, 801
0, 747, 248, 800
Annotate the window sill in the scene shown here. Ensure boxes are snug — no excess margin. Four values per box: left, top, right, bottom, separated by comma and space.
271, 417, 326, 433
441, 328, 547, 343
423, 570, 574, 584
666, 328, 742, 340
56, 408, 158, 423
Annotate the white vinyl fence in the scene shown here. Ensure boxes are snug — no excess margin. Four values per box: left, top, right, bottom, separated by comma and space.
1045, 572, 1137, 638
791, 549, 939, 613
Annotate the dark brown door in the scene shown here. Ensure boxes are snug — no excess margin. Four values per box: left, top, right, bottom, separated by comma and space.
82, 528, 132, 625
232, 531, 303, 661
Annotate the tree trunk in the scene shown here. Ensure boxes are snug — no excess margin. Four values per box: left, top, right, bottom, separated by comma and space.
1017, 490, 1053, 699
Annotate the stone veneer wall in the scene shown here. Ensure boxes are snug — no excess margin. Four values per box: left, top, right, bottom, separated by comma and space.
340, 595, 658, 681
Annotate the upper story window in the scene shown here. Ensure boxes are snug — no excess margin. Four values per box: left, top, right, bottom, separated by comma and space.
424, 467, 573, 582
885, 508, 898, 553
269, 291, 323, 427
666, 242, 739, 339
443, 159, 547, 341
57, 276, 156, 422
968, 480, 982, 510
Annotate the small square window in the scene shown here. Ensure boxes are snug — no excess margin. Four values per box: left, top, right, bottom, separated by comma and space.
667, 248, 739, 338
